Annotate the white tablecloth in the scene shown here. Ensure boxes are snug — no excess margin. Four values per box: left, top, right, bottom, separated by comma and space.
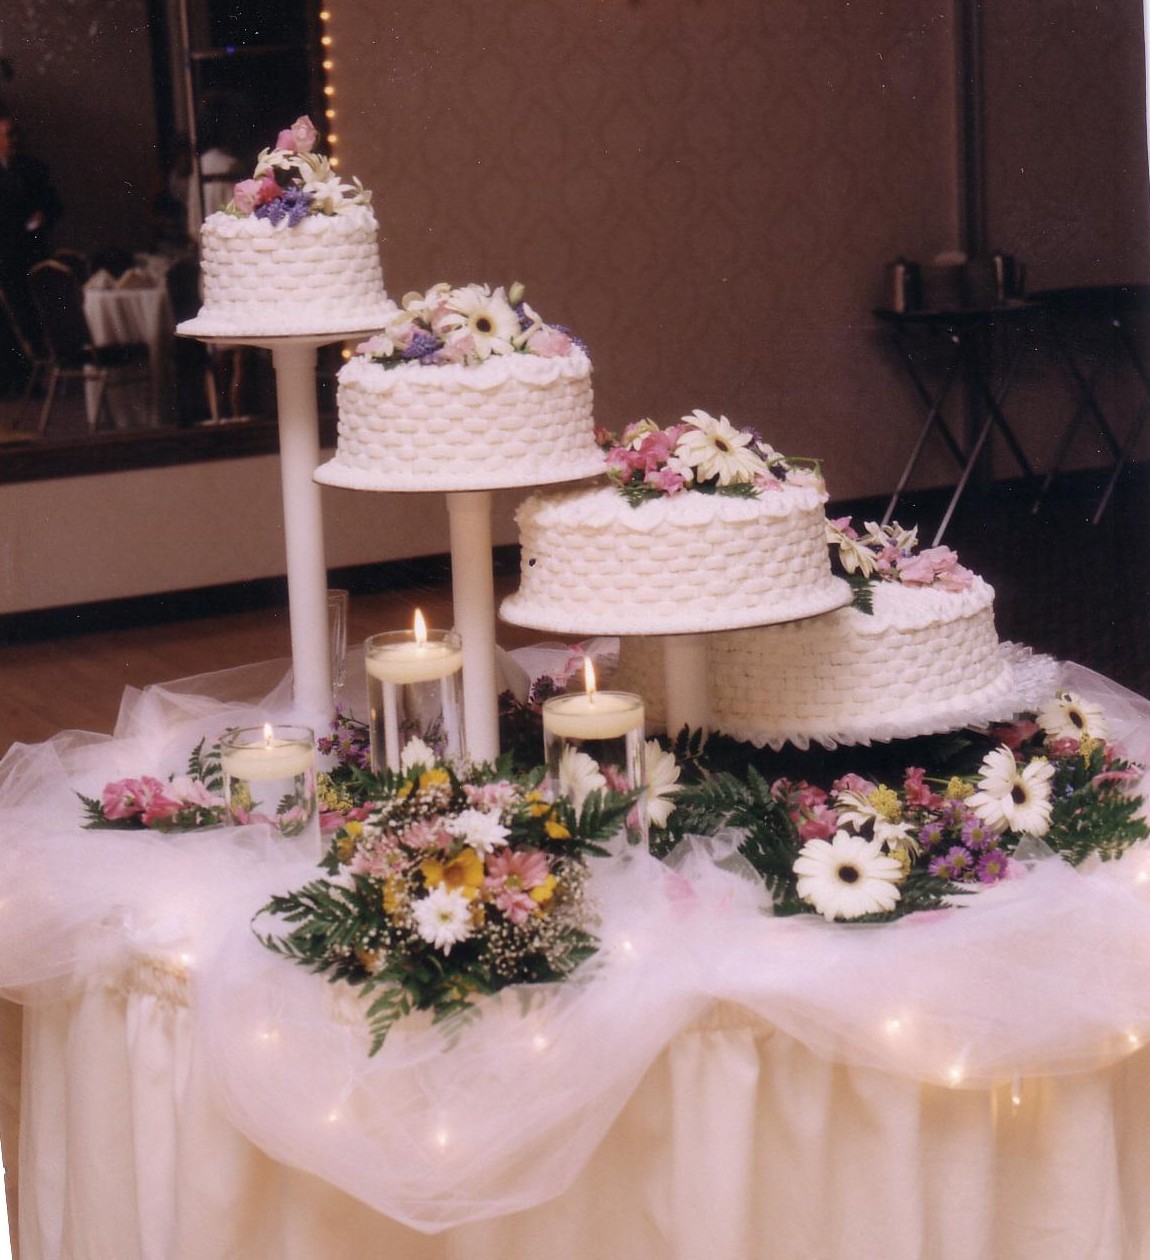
2, 660, 1150, 1258
82, 284, 173, 429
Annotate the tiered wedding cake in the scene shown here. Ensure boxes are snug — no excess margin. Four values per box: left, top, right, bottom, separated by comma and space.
177, 116, 391, 338
314, 283, 605, 491
501, 412, 850, 634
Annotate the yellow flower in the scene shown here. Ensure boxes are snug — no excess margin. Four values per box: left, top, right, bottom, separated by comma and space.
420, 847, 485, 899
529, 874, 558, 907
545, 816, 571, 841
382, 875, 406, 917
419, 767, 451, 792
945, 777, 973, 800
868, 785, 901, 822
525, 791, 551, 818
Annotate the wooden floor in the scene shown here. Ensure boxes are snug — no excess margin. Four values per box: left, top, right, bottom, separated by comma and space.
1, 464, 1147, 760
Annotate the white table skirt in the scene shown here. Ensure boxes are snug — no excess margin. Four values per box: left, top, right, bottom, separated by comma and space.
7, 990, 1150, 1260
2, 660, 1150, 1258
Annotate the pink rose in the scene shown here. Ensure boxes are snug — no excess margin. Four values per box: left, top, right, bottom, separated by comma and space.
256, 172, 281, 206
903, 766, 943, 809
231, 178, 263, 214
276, 117, 318, 154
644, 466, 687, 494
894, 552, 939, 586
797, 804, 839, 841
134, 776, 183, 826
524, 326, 572, 357
102, 777, 146, 820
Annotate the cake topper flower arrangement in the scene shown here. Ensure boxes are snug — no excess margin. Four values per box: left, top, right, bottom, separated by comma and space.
352, 283, 581, 369
257, 745, 635, 1052
603, 411, 824, 506
657, 689, 1147, 923
826, 517, 974, 612
227, 116, 370, 225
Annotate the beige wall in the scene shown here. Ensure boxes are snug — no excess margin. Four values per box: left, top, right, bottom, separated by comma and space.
332, 0, 1148, 501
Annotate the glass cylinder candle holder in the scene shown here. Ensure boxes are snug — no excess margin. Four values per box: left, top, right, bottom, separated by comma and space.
219, 724, 318, 847
365, 627, 465, 773
542, 690, 646, 847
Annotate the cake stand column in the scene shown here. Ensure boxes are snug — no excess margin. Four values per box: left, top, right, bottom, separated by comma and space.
446, 491, 500, 762
269, 340, 332, 723
662, 634, 711, 739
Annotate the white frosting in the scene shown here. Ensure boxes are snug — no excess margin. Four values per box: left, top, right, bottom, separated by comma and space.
314, 347, 605, 492
613, 576, 1045, 747
178, 204, 392, 337
500, 483, 851, 635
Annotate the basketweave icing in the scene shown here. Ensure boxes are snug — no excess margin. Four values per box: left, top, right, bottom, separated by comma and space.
178, 204, 392, 337
500, 482, 851, 635
314, 347, 605, 492
611, 576, 1049, 748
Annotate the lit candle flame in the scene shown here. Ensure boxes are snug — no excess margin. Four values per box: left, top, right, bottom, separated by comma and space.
583, 656, 597, 701
413, 608, 428, 646
262, 723, 275, 748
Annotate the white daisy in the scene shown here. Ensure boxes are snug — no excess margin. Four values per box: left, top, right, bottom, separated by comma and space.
1037, 690, 1109, 743
673, 410, 767, 486
967, 745, 1055, 835
438, 284, 521, 359
411, 886, 474, 955
793, 830, 904, 922
556, 746, 607, 812
445, 807, 510, 855
643, 740, 681, 829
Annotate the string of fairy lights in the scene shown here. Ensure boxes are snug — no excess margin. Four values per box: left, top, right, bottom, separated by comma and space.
318, 8, 338, 169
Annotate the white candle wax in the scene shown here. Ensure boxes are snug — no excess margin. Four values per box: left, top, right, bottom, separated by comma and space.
543, 691, 645, 741
365, 640, 464, 686
220, 738, 315, 782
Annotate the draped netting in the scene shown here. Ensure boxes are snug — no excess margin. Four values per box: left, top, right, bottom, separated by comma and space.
2, 659, 1150, 1232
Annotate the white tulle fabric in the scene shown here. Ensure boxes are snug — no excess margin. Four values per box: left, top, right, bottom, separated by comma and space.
3, 659, 1150, 1252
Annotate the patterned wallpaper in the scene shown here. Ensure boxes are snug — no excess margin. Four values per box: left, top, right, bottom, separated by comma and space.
329, 0, 1149, 500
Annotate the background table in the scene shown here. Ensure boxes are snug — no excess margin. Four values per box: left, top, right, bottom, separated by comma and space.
82, 283, 174, 429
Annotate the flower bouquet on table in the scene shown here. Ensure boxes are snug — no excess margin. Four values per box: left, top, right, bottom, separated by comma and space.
257, 740, 637, 1053
80, 739, 227, 831
602, 409, 824, 506
654, 689, 1148, 923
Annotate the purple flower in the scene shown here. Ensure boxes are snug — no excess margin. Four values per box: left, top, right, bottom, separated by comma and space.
977, 849, 1009, 884
917, 820, 945, 850
929, 845, 974, 880
402, 330, 441, 361
254, 188, 314, 226
961, 819, 995, 851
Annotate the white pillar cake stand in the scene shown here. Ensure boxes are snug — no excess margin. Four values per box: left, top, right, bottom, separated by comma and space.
176, 330, 380, 726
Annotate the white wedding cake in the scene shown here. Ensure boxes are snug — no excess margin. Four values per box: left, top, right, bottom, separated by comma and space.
500, 412, 850, 635
612, 519, 1053, 746
314, 283, 605, 492
178, 117, 391, 338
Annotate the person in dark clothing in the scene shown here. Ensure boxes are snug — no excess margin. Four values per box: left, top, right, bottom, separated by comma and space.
0, 106, 63, 394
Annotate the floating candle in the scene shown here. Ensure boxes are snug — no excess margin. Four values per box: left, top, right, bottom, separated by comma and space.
219, 723, 316, 781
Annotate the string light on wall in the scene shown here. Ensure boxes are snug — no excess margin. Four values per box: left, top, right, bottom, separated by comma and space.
319, 8, 338, 169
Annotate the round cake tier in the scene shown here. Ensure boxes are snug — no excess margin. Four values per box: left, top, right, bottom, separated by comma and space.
178, 204, 392, 338
612, 579, 1060, 748
500, 483, 851, 635
314, 348, 605, 492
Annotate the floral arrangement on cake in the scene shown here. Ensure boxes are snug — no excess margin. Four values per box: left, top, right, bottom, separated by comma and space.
826, 517, 974, 612
226, 115, 370, 225
603, 411, 823, 506
80, 740, 226, 830
257, 744, 635, 1052
657, 689, 1148, 922
352, 282, 580, 369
